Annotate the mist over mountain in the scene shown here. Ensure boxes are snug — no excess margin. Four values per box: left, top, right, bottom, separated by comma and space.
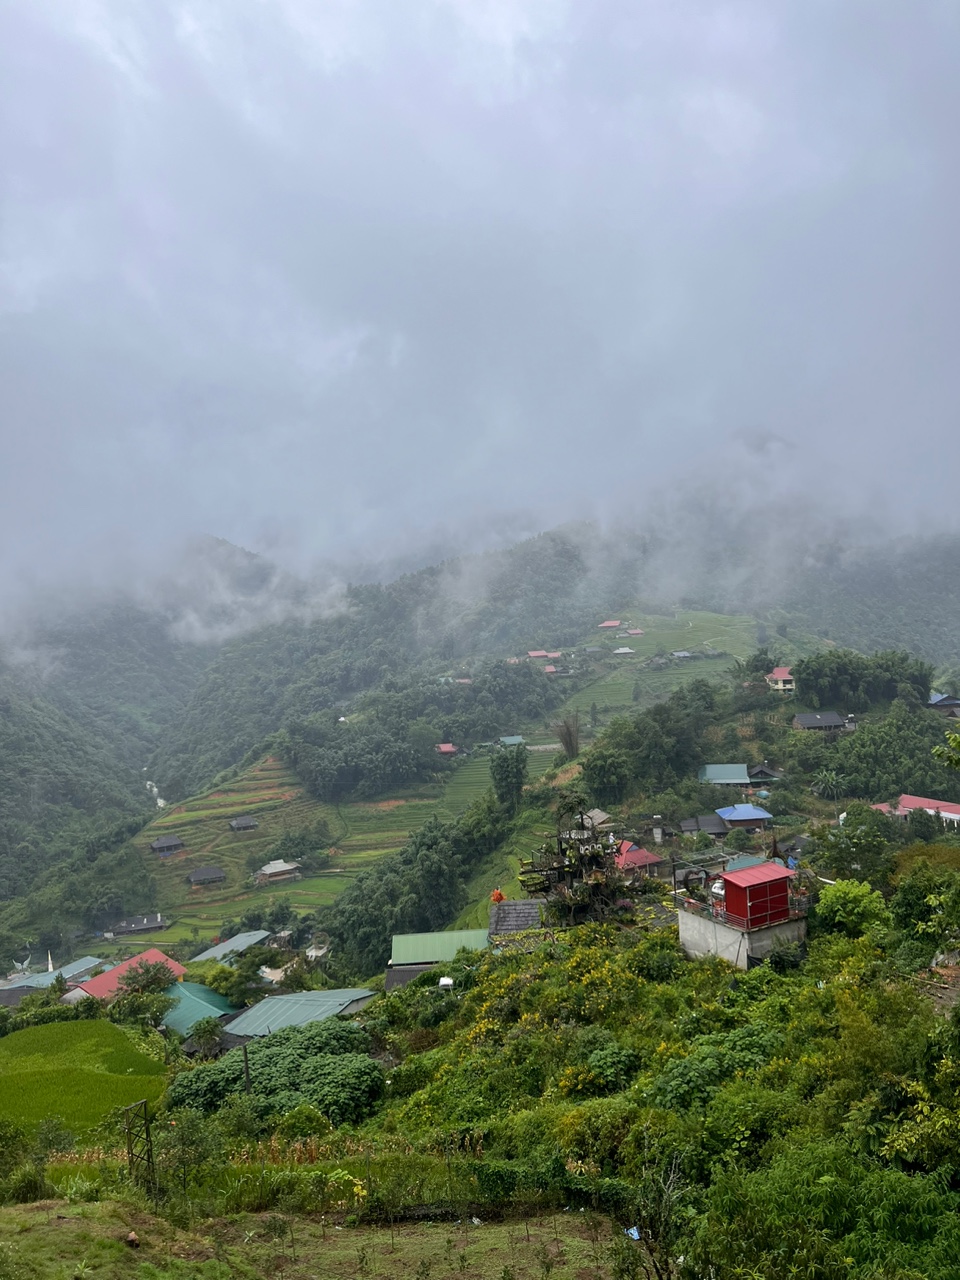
2, 0, 959, 600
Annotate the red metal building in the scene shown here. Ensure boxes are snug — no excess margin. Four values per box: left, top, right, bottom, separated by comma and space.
720, 863, 796, 930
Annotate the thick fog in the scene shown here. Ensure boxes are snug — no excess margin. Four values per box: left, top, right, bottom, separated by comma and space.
2, 1, 959, 601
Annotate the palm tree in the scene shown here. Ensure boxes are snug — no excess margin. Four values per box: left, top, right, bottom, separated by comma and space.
811, 769, 846, 801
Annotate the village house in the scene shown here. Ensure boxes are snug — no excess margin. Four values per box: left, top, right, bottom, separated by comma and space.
929, 692, 960, 714
255, 859, 302, 886
229, 815, 258, 832
150, 834, 184, 856
66, 948, 186, 1002
698, 763, 751, 786
499, 734, 525, 747
680, 813, 729, 838
104, 913, 169, 937
765, 666, 795, 693
715, 803, 772, 831
677, 863, 808, 970
435, 742, 459, 756
792, 711, 847, 732
191, 929, 272, 964
871, 794, 960, 828
188, 866, 226, 886
748, 762, 783, 784
598, 620, 621, 629
615, 840, 665, 882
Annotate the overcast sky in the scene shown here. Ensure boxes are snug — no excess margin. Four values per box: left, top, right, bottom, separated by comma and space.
2, 0, 959, 595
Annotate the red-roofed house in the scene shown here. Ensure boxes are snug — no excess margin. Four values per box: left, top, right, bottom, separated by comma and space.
615, 841, 663, 880
436, 743, 458, 756
677, 862, 807, 969
871, 794, 960, 826
527, 650, 549, 658
543, 665, 557, 674
546, 652, 562, 659
76, 949, 186, 1002
626, 629, 644, 636
765, 666, 794, 693
598, 620, 621, 629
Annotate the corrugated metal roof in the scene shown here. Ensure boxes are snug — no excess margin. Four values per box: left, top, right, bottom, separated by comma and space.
162, 981, 234, 1036
698, 764, 751, 785
715, 804, 772, 821
191, 930, 272, 964
390, 929, 490, 965
722, 863, 795, 888
16, 957, 108, 988
223, 989, 374, 1038
79, 949, 186, 1000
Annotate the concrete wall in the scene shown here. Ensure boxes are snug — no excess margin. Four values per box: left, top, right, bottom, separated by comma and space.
678, 910, 806, 970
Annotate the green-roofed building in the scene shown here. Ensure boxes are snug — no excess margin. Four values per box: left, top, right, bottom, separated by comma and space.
161, 981, 235, 1037
499, 735, 525, 747
223, 989, 374, 1039
697, 763, 751, 786
390, 929, 490, 967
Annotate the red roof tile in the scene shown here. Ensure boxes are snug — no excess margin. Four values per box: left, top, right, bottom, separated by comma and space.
616, 843, 662, 869
436, 743, 458, 754
598, 620, 621, 628
544, 665, 557, 674
767, 667, 793, 680
527, 650, 549, 658
79, 949, 186, 1001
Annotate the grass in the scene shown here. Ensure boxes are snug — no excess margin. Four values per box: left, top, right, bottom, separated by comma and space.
0, 1201, 623, 1279
0, 1023, 165, 1132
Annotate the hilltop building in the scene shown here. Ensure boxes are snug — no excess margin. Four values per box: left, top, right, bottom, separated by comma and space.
678, 863, 808, 969
229, 816, 259, 832
765, 666, 794, 693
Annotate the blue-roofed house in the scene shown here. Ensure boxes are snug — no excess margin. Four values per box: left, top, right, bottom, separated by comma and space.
15, 957, 109, 989
715, 804, 773, 830
191, 930, 272, 965
161, 981, 235, 1037
499, 735, 525, 747
222, 989, 374, 1039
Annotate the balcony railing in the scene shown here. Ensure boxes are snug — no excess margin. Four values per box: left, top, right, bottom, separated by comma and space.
678, 894, 809, 931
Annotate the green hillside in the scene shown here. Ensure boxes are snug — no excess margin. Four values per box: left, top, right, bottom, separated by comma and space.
106, 757, 447, 955
0, 1021, 165, 1132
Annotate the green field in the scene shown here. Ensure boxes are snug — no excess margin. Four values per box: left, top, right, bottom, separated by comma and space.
0, 1022, 166, 1132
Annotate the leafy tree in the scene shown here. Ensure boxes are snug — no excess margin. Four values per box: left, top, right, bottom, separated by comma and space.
116, 958, 177, 996
190, 1016, 225, 1059
581, 745, 631, 806
489, 745, 528, 813
816, 880, 891, 937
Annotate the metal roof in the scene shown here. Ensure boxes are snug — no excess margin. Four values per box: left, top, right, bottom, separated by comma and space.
715, 804, 773, 821
499, 735, 525, 746
16, 957, 108, 988
721, 863, 795, 888
223, 989, 374, 1038
698, 764, 751, 785
79, 949, 186, 1000
161, 981, 234, 1036
390, 929, 490, 966
191, 929, 271, 964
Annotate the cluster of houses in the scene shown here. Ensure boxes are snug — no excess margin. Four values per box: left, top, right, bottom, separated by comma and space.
1, 932, 372, 1050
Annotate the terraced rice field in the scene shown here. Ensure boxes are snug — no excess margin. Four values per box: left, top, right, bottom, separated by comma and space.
0, 1022, 166, 1131
114, 758, 447, 955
